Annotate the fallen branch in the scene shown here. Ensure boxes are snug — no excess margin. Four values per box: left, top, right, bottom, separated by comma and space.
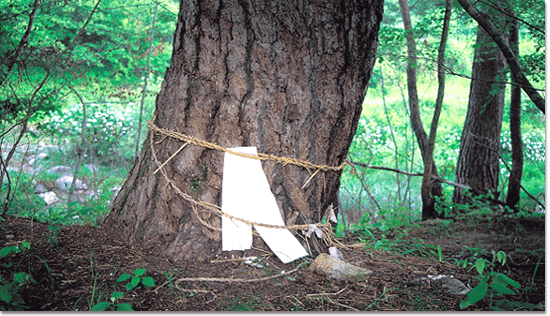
158, 261, 307, 286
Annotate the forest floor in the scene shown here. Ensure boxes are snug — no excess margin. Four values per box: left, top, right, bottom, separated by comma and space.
0, 213, 544, 311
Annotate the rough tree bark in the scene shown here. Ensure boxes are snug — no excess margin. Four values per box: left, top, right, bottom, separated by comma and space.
453, 4, 508, 205
105, 0, 383, 262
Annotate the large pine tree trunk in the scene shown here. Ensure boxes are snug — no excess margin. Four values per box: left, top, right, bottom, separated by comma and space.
105, 0, 383, 262
453, 10, 507, 205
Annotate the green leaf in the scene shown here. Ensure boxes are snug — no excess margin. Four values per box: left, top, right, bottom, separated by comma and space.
0, 286, 12, 303
459, 299, 471, 309
130, 276, 141, 288
67, 201, 79, 207
116, 303, 134, 311
474, 258, 486, 275
116, 273, 132, 283
20, 241, 30, 251
13, 272, 32, 285
467, 280, 488, 305
494, 299, 514, 311
91, 301, 111, 311
141, 276, 155, 287
494, 273, 521, 288
134, 268, 146, 277
496, 251, 506, 265
125, 282, 133, 292
0, 246, 14, 258
489, 283, 516, 295
111, 291, 124, 299
510, 301, 538, 310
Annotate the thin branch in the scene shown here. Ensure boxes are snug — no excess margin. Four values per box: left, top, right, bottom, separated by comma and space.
57, 0, 103, 60
456, 0, 545, 113
350, 160, 423, 177
4, 0, 40, 77
478, 0, 544, 34
498, 154, 544, 209
136, 1, 159, 157
379, 63, 402, 203
348, 160, 508, 208
62, 73, 88, 201
378, 52, 546, 93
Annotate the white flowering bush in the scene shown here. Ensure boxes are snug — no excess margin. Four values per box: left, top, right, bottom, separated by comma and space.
41, 103, 132, 159
500, 130, 545, 163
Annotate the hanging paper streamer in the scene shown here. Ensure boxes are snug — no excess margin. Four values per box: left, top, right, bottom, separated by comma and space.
221, 147, 308, 264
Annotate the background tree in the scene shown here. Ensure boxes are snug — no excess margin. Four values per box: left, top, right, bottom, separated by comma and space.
505, 6, 522, 207
453, 1, 508, 205
456, 0, 545, 113
105, 0, 384, 261
397, 0, 444, 220
420, 0, 451, 220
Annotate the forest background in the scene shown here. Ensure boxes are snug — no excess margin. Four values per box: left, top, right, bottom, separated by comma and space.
0, 0, 545, 232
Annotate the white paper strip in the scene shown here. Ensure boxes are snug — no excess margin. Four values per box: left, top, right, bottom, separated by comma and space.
221, 147, 309, 263
221, 147, 253, 251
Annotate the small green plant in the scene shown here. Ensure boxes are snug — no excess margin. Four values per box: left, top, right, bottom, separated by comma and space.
222, 295, 262, 311
47, 224, 61, 248
0, 241, 34, 311
91, 292, 133, 311
436, 244, 443, 262
116, 268, 156, 291
90, 268, 155, 311
459, 251, 537, 311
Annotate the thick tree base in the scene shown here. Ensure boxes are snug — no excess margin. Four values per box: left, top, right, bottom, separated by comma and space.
104, 0, 383, 263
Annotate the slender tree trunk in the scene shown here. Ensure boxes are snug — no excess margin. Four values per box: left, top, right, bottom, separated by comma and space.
398, 0, 443, 219
453, 4, 508, 205
105, 0, 383, 262
421, 0, 451, 220
505, 13, 523, 207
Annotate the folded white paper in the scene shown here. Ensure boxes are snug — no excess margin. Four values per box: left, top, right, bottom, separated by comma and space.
221, 147, 309, 263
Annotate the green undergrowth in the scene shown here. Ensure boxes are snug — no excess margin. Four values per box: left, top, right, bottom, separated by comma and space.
333, 207, 544, 311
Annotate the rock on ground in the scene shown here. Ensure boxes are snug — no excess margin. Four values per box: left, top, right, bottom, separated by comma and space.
308, 253, 372, 282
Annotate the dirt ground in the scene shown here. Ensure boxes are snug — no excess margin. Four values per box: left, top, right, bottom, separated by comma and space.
0, 214, 544, 311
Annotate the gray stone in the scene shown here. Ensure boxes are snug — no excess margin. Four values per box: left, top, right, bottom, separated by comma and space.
410, 274, 471, 295
27, 152, 48, 166
439, 276, 471, 295
34, 182, 48, 194
309, 253, 372, 281
38, 191, 59, 206
329, 246, 345, 261
68, 189, 97, 203
55, 175, 88, 191
47, 166, 73, 176
84, 164, 99, 173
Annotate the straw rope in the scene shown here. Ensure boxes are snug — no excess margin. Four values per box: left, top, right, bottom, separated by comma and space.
147, 118, 348, 249
148, 120, 350, 172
